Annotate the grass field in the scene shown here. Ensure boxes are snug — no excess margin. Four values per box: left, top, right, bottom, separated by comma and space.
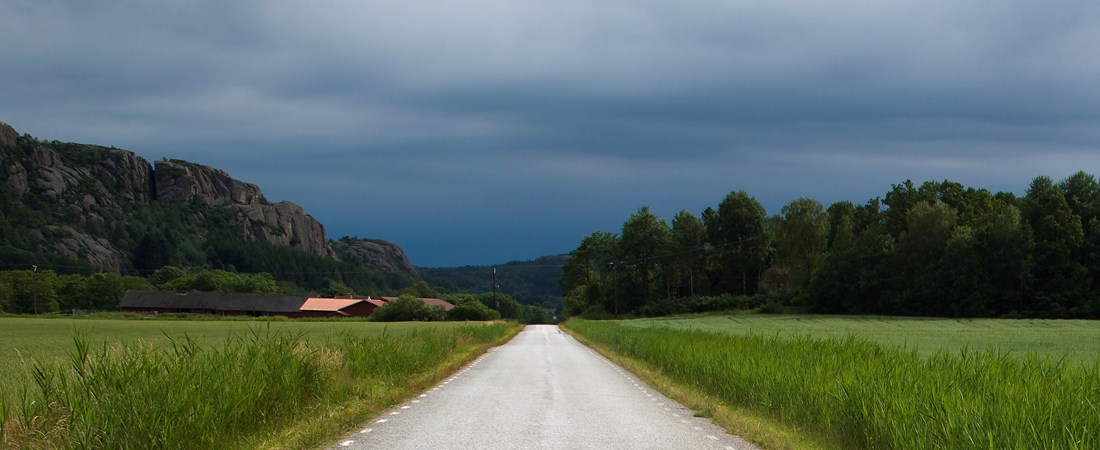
0, 316, 484, 403
620, 314, 1100, 362
0, 316, 521, 449
565, 315, 1100, 450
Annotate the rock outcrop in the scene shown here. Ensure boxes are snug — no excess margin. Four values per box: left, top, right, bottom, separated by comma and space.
0, 120, 355, 270
47, 226, 128, 272
229, 201, 337, 259
0, 121, 18, 148
155, 160, 262, 205
333, 237, 419, 275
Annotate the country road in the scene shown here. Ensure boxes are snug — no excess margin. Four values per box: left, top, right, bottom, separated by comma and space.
329, 325, 759, 450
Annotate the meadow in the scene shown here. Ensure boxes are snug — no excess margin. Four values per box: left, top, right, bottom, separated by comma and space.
620, 314, 1100, 362
0, 316, 521, 449
0, 316, 489, 404
565, 315, 1100, 450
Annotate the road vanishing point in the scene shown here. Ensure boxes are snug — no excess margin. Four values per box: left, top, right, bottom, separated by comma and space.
329, 325, 759, 450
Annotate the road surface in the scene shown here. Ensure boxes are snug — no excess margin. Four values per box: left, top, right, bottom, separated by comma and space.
329, 325, 759, 450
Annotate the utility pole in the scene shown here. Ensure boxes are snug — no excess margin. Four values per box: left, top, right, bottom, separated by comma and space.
492, 267, 498, 309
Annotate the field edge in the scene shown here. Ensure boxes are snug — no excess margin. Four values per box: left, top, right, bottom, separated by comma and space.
240, 322, 525, 450
561, 321, 838, 450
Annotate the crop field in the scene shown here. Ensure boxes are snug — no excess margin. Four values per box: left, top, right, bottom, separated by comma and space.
619, 314, 1100, 362
0, 316, 487, 404
565, 316, 1100, 450
0, 316, 520, 449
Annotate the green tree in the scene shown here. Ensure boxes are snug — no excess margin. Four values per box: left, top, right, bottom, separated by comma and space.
1060, 171, 1100, 315
887, 201, 958, 315
708, 191, 769, 295
938, 204, 1033, 316
148, 266, 186, 288
619, 206, 671, 310
0, 269, 60, 314
447, 297, 500, 321
774, 198, 829, 293
372, 294, 443, 322
809, 222, 894, 314
319, 280, 354, 298
402, 280, 440, 299
668, 210, 706, 298
477, 292, 521, 319
560, 232, 620, 316
1023, 176, 1088, 316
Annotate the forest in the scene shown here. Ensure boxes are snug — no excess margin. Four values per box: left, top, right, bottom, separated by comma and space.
420, 255, 567, 310
561, 172, 1100, 319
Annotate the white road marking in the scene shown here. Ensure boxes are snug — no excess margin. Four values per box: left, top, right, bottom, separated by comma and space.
375, 419, 388, 424
360, 428, 373, 434
339, 440, 355, 447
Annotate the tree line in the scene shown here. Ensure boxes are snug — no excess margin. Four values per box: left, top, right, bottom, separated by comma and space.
0, 264, 556, 324
561, 172, 1100, 319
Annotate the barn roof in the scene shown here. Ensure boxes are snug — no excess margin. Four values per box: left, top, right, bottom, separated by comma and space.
300, 297, 367, 312
421, 298, 455, 311
120, 290, 308, 313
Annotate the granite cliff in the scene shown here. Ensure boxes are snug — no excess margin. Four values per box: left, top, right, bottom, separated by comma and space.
334, 237, 419, 275
0, 120, 417, 273
152, 159, 335, 259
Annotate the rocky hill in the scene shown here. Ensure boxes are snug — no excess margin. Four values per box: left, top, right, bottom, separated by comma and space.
0, 120, 411, 275
153, 159, 335, 259
333, 237, 419, 275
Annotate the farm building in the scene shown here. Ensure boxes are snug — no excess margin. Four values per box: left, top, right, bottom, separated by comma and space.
120, 291, 386, 318
298, 297, 386, 317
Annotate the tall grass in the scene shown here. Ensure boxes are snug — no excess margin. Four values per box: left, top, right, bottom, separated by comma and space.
1, 323, 518, 449
566, 319, 1100, 449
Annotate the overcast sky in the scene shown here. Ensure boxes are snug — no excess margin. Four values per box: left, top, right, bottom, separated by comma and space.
3, 0, 1099, 267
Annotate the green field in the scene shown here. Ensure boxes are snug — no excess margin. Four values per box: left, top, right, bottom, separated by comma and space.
566, 315, 1100, 449
0, 316, 520, 449
0, 316, 483, 404
620, 314, 1100, 362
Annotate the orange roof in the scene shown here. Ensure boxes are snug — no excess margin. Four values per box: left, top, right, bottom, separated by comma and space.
301, 298, 366, 312
422, 298, 455, 311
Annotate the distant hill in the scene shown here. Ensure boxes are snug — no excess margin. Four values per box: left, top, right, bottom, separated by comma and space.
420, 255, 566, 309
0, 120, 415, 293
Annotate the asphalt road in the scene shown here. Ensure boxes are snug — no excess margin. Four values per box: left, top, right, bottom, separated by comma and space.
329, 325, 759, 450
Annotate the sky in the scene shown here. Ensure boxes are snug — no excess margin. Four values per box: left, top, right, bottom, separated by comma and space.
2, 0, 1099, 267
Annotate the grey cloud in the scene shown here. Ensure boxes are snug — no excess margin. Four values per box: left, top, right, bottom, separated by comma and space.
3, 0, 1099, 265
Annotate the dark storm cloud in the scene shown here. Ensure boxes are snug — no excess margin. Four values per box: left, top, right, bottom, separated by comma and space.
2, 0, 1099, 265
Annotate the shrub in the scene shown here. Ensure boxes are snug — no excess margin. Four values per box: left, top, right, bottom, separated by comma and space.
371, 294, 442, 322
447, 298, 500, 321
